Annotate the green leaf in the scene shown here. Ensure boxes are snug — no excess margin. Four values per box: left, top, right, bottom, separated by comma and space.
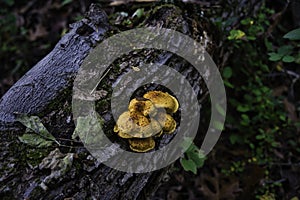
224, 80, 234, 88
72, 115, 104, 145
62, 0, 72, 6
268, 52, 282, 61
283, 28, 300, 40
228, 30, 246, 40
237, 105, 250, 112
223, 67, 233, 79
278, 45, 293, 56
123, 19, 132, 25
279, 115, 286, 121
16, 114, 57, 142
18, 133, 53, 148
186, 141, 198, 152
256, 134, 265, 140
180, 158, 197, 174
260, 64, 269, 72
241, 114, 250, 126
132, 8, 144, 18
249, 143, 255, 149
253, 88, 262, 96
181, 141, 206, 173
241, 18, 253, 25
258, 128, 265, 134
246, 36, 256, 40
188, 150, 206, 167
264, 38, 273, 51
180, 137, 194, 150
282, 55, 295, 63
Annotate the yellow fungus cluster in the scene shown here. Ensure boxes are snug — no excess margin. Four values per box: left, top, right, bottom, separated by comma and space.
114, 91, 179, 152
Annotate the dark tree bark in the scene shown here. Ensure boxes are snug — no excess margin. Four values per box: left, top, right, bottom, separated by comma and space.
0, 3, 220, 200
0, 4, 111, 130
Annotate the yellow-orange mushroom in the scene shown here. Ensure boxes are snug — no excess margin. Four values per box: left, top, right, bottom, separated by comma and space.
143, 91, 179, 114
128, 137, 155, 152
128, 98, 157, 116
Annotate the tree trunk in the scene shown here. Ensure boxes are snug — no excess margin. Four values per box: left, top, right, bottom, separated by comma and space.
0, 3, 219, 199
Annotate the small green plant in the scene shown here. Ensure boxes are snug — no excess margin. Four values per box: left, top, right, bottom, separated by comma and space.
180, 138, 206, 174
268, 28, 300, 63
227, 29, 246, 40
221, 160, 246, 176
222, 66, 234, 88
268, 45, 295, 63
221, 3, 297, 197
227, 7, 274, 42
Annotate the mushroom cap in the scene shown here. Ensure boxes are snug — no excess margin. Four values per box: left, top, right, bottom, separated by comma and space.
143, 91, 179, 114
129, 111, 149, 127
130, 111, 163, 137
140, 119, 162, 138
128, 137, 155, 152
128, 98, 157, 116
118, 131, 134, 139
114, 111, 162, 138
155, 112, 177, 134
114, 111, 138, 134
114, 91, 178, 151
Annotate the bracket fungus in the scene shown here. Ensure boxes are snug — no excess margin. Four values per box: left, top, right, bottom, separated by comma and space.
128, 138, 156, 153
143, 91, 179, 114
114, 90, 179, 152
128, 98, 157, 116
154, 112, 177, 134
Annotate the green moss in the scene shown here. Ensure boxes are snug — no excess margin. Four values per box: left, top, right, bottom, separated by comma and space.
138, 4, 182, 28
25, 148, 52, 167
95, 98, 110, 111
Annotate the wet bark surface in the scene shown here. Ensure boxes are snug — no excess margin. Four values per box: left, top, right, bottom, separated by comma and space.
0, 3, 220, 200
